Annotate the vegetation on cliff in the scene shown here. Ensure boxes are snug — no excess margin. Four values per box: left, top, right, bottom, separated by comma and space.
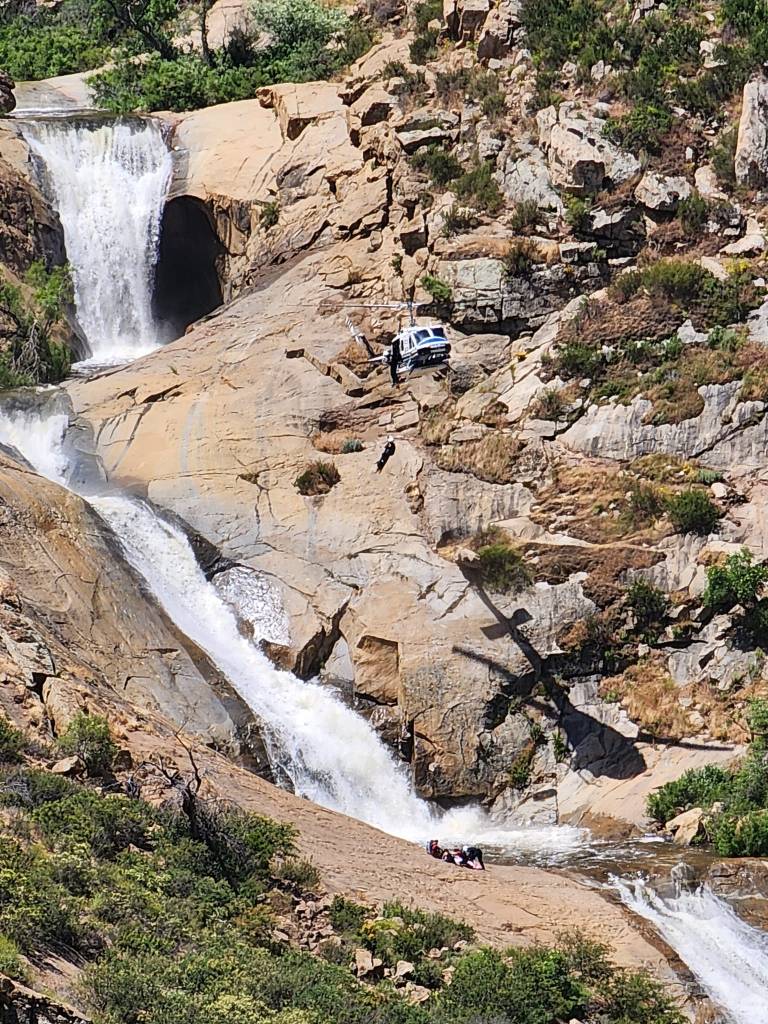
0, 0, 374, 113
0, 712, 685, 1024
648, 698, 768, 855
0, 262, 72, 389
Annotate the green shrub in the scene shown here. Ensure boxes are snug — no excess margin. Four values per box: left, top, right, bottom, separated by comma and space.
441, 204, 477, 238
703, 548, 768, 611
0, 934, 26, 981
476, 542, 532, 594
57, 713, 117, 777
274, 857, 320, 891
748, 698, 768, 741
503, 238, 538, 278
411, 146, 463, 186
340, 438, 363, 454
711, 127, 738, 189
260, 201, 279, 229
0, 716, 24, 764
421, 273, 453, 303
600, 967, 686, 1024
454, 161, 503, 214
0, 768, 78, 810
626, 578, 668, 630
0, 263, 72, 389
329, 896, 368, 935
364, 902, 473, 966
604, 102, 672, 155
564, 195, 591, 235
294, 461, 340, 496
665, 489, 721, 536
647, 763, 731, 824
555, 341, 603, 378
410, 27, 439, 64
510, 198, 540, 233
414, 0, 442, 31
509, 746, 534, 789
33, 790, 155, 858
678, 192, 709, 236
625, 481, 664, 526
0, 19, 107, 80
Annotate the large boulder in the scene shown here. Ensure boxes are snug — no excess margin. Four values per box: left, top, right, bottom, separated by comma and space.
538, 104, 640, 194
735, 74, 768, 187
0, 70, 15, 114
477, 1, 522, 60
496, 143, 562, 210
634, 171, 692, 213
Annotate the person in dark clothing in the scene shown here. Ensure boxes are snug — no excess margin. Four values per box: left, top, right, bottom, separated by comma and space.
389, 336, 401, 386
426, 839, 443, 859
463, 846, 485, 870
376, 436, 396, 472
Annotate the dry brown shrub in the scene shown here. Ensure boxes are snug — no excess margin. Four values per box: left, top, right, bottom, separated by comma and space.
601, 660, 767, 743
312, 430, 355, 454
435, 432, 524, 484
420, 400, 457, 445
558, 294, 683, 349
524, 542, 662, 608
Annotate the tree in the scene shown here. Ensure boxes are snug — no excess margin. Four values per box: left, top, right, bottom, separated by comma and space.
89, 0, 179, 59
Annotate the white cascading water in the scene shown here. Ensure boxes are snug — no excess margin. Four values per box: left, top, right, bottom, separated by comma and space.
23, 119, 172, 366
0, 406, 582, 855
616, 878, 768, 1024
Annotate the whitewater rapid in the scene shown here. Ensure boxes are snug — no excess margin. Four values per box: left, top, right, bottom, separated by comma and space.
617, 878, 768, 1024
0, 406, 582, 854
23, 118, 172, 366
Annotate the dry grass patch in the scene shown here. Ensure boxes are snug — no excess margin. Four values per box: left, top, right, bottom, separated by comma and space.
531, 464, 668, 544
435, 432, 524, 484
524, 542, 662, 608
312, 431, 363, 454
601, 660, 767, 744
420, 400, 457, 445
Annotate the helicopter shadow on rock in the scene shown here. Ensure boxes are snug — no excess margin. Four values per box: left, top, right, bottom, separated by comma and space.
454, 570, 647, 783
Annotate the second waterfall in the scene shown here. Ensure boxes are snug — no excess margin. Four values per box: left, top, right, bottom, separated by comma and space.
23, 117, 172, 365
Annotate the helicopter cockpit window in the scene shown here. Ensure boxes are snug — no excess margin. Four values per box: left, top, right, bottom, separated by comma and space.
412, 329, 432, 342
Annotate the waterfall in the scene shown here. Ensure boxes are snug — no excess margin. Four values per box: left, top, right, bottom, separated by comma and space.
23, 119, 172, 366
616, 878, 768, 1024
0, 405, 583, 855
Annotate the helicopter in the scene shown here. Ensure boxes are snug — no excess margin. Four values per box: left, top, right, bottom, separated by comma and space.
343, 300, 451, 378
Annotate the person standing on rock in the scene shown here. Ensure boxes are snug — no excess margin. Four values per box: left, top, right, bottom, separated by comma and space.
389, 335, 401, 386
376, 436, 396, 472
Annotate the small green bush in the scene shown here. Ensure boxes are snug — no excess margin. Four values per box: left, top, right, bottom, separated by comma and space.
665, 489, 721, 535
626, 578, 668, 630
0, 934, 26, 981
604, 102, 672, 155
260, 201, 279, 229
274, 857, 320, 891
0, 716, 24, 764
441, 204, 478, 238
294, 461, 340, 496
509, 746, 534, 789
412, 146, 463, 186
410, 27, 439, 64
0, 20, 107, 80
340, 438, 363, 454
748, 698, 768, 741
364, 902, 473, 966
703, 548, 768, 611
57, 713, 117, 777
503, 238, 538, 278
476, 542, 532, 594
678, 192, 709, 236
329, 895, 368, 935
454, 161, 503, 214
711, 127, 738, 189
510, 198, 540, 233
647, 763, 731, 823
421, 273, 453, 303
625, 482, 664, 526
564, 195, 592, 235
